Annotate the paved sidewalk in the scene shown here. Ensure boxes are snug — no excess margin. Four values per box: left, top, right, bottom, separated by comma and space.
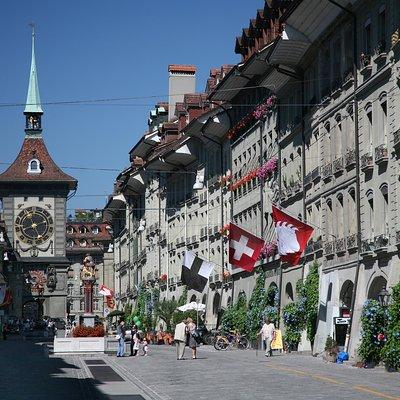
1, 337, 399, 400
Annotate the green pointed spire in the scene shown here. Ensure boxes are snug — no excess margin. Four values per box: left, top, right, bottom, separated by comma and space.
24, 25, 43, 114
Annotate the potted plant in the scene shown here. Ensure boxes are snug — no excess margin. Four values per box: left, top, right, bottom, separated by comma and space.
324, 335, 338, 362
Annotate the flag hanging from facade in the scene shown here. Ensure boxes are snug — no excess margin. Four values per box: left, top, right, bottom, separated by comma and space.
182, 251, 214, 292
228, 223, 265, 272
99, 284, 113, 297
272, 206, 314, 266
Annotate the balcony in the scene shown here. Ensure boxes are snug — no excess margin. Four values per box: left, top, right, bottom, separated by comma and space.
361, 153, 373, 172
373, 40, 387, 63
335, 238, 346, 254
345, 149, 356, 169
305, 241, 314, 255
314, 238, 323, 252
346, 233, 358, 251
311, 167, 320, 182
333, 157, 344, 175
324, 241, 335, 256
360, 53, 372, 75
375, 144, 388, 165
304, 172, 312, 188
394, 129, 400, 150
360, 239, 375, 257
374, 234, 389, 252
293, 181, 302, 194
322, 163, 332, 180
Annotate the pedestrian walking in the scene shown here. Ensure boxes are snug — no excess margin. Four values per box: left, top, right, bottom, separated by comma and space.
174, 319, 187, 360
186, 317, 199, 359
131, 328, 141, 357
258, 318, 275, 357
142, 339, 149, 356
116, 319, 126, 357
130, 324, 138, 356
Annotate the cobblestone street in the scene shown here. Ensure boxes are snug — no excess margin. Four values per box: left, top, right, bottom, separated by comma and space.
1, 337, 399, 400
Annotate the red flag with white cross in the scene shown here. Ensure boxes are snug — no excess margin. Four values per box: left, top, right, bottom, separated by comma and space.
228, 223, 265, 272
272, 206, 314, 266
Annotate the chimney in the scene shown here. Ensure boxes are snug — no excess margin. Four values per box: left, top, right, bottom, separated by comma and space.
168, 64, 196, 121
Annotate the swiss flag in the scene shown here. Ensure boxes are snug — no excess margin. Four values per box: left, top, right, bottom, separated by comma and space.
272, 206, 314, 266
229, 223, 265, 272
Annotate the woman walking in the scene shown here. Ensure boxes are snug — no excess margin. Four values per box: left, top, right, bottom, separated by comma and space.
130, 324, 138, 356
116, 319, 126, 357
258, 318, 275, 357
186, 317, 199, 359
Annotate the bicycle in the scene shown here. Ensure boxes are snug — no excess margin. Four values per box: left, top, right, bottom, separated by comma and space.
214, 331, 249, 351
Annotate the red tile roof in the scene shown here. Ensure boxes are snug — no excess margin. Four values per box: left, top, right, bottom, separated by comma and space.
168, 65, 196, 73
0, 137, 77, 189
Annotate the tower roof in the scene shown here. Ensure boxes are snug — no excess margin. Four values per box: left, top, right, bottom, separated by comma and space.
24, 27, 43, 114
0, 137, 77, 189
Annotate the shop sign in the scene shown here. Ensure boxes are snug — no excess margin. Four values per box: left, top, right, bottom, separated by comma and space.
334, 317, 350, 325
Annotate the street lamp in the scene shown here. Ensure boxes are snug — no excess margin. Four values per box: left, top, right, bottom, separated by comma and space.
378, 286, 391, 307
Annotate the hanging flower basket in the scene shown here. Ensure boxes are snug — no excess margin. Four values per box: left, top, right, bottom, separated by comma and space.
257, 158, 278, 180
260, 241, 278, 258
219, 224, 230, 236
226, 95, 277, 141
159, 274, 168, 282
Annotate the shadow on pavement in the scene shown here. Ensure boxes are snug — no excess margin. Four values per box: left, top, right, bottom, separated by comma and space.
0, 335, 110, 400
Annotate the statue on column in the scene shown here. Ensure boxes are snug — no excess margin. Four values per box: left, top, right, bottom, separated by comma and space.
80, 254, 96, 326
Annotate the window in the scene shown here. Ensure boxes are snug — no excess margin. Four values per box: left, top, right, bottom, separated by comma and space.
38, 196, 43, 202
381, 184, 389, 235
80, 300, 85, 311
336, 194, 344, 238
67, 285, 73, 296
79, 226, 88, 234
348, 189, 357, 235
379, 93, 387, 144
79, 239, 87, 247
365, 104, 373, 150
92, 226, 100, 235
378, 5, 386, 45
66, 226, 75, 234
326, 198, 333, 238
366, 190, 374, 238
364, 18, 372, 54
27, 158, 41, 174
67, 239, 74, 248
94, 300, 99, 311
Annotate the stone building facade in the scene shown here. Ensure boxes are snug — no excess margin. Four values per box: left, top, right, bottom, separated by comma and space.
105, 0, 400, 356
65, 209, 113, 322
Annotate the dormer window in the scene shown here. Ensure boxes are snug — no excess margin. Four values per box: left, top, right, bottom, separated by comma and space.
27, 158, 41, 174
92, 226, 100, 235
79, 226, 88, 234
66, 226, 75, 234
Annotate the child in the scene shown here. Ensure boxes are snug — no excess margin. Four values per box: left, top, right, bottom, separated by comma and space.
142, 339, 149, 356
132, 330, 140, 356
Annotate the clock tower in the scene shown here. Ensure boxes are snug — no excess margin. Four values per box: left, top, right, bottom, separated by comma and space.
0, 28, 77, 320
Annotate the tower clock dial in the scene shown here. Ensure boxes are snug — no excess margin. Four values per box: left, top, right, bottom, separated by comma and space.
15, 206, 54, 245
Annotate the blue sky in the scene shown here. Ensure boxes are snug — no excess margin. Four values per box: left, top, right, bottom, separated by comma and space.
0, 0, 261, 212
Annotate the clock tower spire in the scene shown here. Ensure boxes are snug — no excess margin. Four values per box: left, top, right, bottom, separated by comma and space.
24, 23, 43, 136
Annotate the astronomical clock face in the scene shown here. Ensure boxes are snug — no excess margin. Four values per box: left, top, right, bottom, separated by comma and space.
15, 206, 54, 245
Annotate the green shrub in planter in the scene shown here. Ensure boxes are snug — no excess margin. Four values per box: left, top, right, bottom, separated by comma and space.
382, 282, 400, 371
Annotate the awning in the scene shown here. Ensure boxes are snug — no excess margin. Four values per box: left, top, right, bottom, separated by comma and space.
282, 0, 357, 43
129, 130, 161, 160
125, 170, 146, 193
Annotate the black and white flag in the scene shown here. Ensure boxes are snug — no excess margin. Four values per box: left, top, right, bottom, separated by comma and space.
181, 251, 214, 292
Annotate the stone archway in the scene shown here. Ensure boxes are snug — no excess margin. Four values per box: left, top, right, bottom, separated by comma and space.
340, 280, 353, 308
367, 276, 387, 300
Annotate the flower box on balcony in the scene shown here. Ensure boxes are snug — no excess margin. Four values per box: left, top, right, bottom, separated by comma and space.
324, 241, 335, 256
346, 233, 358, 251
375, 144, 388, 165
322, 163, 332, 180
374, 234, 389, 252
345, 149, 356, 169
333, 157, 344, 175
361, 153, 373, 172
